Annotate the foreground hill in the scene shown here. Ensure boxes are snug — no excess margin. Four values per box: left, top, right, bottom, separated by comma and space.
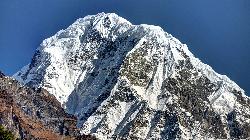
0, 71, 95, 139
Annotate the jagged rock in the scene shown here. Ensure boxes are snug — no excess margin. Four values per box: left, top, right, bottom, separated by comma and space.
13, 13, 250, 139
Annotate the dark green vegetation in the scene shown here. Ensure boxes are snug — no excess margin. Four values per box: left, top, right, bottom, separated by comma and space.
0, 125, 15, 140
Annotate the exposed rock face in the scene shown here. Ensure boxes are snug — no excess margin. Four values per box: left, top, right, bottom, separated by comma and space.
13, 13, 250, 139
0, 71, 91, 139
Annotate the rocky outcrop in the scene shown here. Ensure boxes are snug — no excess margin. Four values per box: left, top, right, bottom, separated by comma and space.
0, 71, 96, 139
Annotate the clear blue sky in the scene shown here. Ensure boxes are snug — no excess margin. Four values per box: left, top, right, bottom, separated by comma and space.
0, 0, 249, 94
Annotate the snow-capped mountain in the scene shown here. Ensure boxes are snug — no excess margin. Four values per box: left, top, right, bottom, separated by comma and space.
14, 13, 250, 139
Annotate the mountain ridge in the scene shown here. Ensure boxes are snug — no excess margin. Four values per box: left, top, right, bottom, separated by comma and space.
13, 13, 250, 139
0, 71, 79, 139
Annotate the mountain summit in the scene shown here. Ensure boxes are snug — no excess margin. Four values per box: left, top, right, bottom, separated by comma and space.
14, 13, 250, 139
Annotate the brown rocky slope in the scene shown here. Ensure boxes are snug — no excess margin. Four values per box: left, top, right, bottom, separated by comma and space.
0, 71, 95, 140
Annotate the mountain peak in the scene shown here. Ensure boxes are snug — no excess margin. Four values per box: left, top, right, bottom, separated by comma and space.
13, 13, 250, 139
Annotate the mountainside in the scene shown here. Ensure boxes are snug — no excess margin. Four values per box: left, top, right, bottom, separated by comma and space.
0, 71, 78, 139
14, 13, 250, 139
0, 71, 96, 139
